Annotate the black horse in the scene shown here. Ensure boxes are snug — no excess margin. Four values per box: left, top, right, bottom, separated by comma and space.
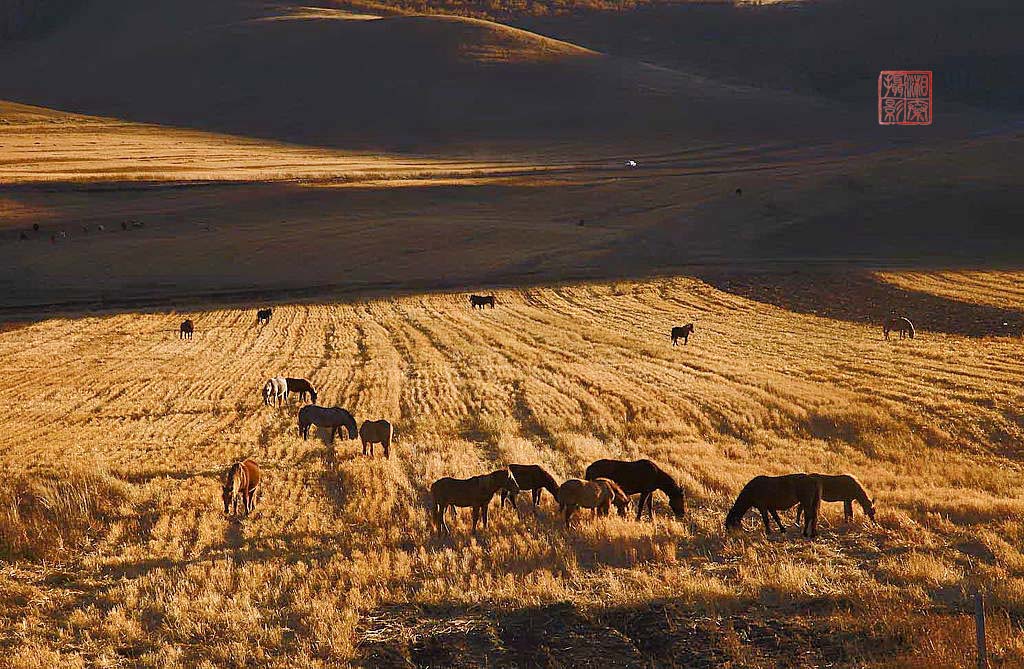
257, 308, 273, 325
671, 324, 694, 346
470, 295, 496, 309
179, 319, 194, 340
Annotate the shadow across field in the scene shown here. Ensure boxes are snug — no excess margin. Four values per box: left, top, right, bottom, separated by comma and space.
698, 269, 1024, 339
354, 599, 896, 668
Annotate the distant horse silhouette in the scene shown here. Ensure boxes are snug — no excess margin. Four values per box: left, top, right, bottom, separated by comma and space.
359, 419, 394, 458
222, 459, 261, 517
179, 319, 194, 340
285, 378, 317, 404
257, 308, 272, 325
431, 469, 519, 534
470, 294, 496, 309
584, 459, 686, 521
671, 324, 694, 346
556, 478, 618, 527
298, 405, 357, 443
725, 474, 821, 538
795, 474, 875, 525
500, 464, 560, 510
884, 317, 915, 340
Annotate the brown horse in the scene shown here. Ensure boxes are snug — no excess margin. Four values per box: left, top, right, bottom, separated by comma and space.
557, 478, 617, 527
359, 419, 394, 458
431, 469, 519, 534
179, 319, 194, 340
594, 478, 630, 517
499, 464, 560, 510
725, 474, 821, 538
285, 377, 317, 404
883, 316, 915, 340
470, 294, 496, 309
795, 474, 875, 524
671, 323, 694, 346
222, 459, 261, 517
584, 459, 686, 521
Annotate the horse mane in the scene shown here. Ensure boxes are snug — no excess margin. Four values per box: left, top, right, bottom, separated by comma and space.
651, 464, 683, 497
224, 462, 242, 492
847, 475, 872, 506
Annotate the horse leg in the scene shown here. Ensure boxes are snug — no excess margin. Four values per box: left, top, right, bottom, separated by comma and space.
635, 494, 646, 521
760, 509, 773, 535
770, 509, 785, 533
471, 507, 480, 533
384, 439, 390, 459
647, 494, 655, 522
795, 505, 803, 527
844, 500, 853, 522
482, 504, 489, 528
564, 505, 574, 528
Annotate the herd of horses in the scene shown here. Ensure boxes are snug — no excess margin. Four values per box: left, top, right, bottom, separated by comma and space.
208, 299, 893, 538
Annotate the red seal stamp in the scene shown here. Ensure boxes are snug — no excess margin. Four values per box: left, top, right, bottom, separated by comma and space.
878, 71, 932, 126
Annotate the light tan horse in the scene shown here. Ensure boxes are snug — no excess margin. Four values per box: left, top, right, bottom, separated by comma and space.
222, 459, 261, 517
557, 478, 615, 528
359, 419, 394, 458
883, 316, 915, 340
796, 474, 875, 524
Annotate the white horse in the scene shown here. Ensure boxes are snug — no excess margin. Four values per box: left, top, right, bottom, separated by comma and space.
262, 376, 289, 406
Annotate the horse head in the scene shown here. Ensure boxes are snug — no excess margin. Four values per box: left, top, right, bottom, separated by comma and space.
309, 389, 318, 404
669, 492, 687, 518
865, 498, 877, 521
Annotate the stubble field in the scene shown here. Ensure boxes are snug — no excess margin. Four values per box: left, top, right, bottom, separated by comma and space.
1, 272, 1022, 667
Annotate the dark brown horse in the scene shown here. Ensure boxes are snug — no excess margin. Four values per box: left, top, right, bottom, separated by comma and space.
500, 464, 559, 510
179, 319, 194, 340
285, 377, 317, 404
431, 469, 519, 534
470, 294, 496, 309
883, 316, 915, 340
795, 474, 875, 524
725, 474, 821, 538
222, 459, 261, 516
298, 405, 357, 443
256, 308, 272, 325
671, 323, 694, 346
584, 459, 686, 521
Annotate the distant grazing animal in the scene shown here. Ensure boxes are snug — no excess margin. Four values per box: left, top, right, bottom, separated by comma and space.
262, 377, 288, 406
500, 464, 560, 510
625, 160, 638, 168
298, 405, 357, 443
179, 319, 194, 340
883, 316, 915, 340
285, 378, 317, 404
97, 225, 105, 232
671, 324, 694, 346
736, 188, 742, 196
795, 474, 875, 525
557, 478, 616, 527
32, 223, 39, 232
470, 294, 496, 309
121, 221, 128, 231
725, 474, 821, 538
594, 478, 630, 517
222, 459, 261, 517
358, 419, 394, 458
584, 459, 686, 521
431, 469, 519, 534
257, 308, 272, 325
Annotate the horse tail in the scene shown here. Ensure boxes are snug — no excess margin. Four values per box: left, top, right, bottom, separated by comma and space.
907, 321, 916, 338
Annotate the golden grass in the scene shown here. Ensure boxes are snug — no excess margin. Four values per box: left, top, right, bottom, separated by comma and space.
1, 274, 1022, 666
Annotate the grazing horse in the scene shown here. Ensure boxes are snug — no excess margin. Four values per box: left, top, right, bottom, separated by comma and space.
594, 478, 630, 517
262, 377, 288, 406
298, 405, 357, 443
222, 459, 261, 517
725, 474, 822, 538
431, 469, 519, 534
671, 323, 695, 346
359, 419, 394, 458
584, 459, 686, 521
884, 317, 915, 340
179, 319, 194, 340
556, 478, 618, 527
470, 294, 496, 309
256, 308, 272, 325
285, 378, 317, 404
795, 474, 875, 525
500, 464, 560, 510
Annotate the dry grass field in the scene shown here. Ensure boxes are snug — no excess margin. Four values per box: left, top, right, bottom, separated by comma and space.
2, 273, 1023, 667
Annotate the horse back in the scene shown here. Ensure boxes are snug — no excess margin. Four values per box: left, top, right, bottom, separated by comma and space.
241, 459, 261, 491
